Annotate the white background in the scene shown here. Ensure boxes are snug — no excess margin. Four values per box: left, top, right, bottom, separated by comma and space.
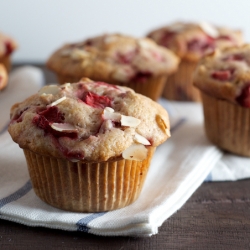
0, 0, 249, 63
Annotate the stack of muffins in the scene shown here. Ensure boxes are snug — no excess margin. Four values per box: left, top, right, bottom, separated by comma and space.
6, 19, 250, 214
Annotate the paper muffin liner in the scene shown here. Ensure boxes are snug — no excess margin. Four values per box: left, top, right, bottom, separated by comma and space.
201, 92, 250, 157
162, 59, 201, 102
56, 73, 167, 101
23, 147, 155, 212
112, 75, 167, 101
0, 56, 11, 72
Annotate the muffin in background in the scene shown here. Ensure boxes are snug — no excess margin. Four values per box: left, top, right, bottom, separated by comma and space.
46, 33, 179, 101
8, 78, 170, 212
147, 21, 244, 101
0, 32, 17, 72
0, 63, 8, 90
194, 44, 250, 156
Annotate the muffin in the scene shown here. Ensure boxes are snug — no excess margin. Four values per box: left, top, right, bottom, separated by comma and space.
147, 21, 244, 101
0, 32, 17, 72
193, 44, 250, 156
8, 78, 170, 212
46, 33, 179, 101
0, 63, 8, 90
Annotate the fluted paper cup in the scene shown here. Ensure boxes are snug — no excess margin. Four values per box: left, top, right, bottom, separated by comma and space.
23, 147, 155, 212
163, 60, 201, 102
114, 75, 167, 101
0, 56, 11, 72
202, 92, 250, 157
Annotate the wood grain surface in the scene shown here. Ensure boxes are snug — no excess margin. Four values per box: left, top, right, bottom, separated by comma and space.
1, 64, 250, 250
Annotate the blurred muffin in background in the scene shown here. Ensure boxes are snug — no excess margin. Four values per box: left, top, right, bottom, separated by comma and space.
0, 32, 17, 72
194, 44, 250, 156
0, 63, 8, 90
147, 21, 244, 101
46, 33, 179, 101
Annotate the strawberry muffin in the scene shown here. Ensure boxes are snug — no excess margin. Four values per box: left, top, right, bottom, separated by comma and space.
194, 44, 250, 156
46, 33, 179, 101
0, 63, 8, 90
147, 21, 244, 101
0, 32, 17, 72
8, 78, 170, 212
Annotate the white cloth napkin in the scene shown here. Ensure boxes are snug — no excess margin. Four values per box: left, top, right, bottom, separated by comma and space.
0, 67, 248, 237
159, 99, 250, 182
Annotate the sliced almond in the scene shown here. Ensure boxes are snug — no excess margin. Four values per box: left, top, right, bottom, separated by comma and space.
168, 22, 186, 32
102, 109, 121, 121
166, 128, 171, 137
199, 22, 219, 38
61, 48, 72, 57
138, 39, 151, 49
48, 96, 67, 107
156, 114, 170, 137
122, 144, 148, 161
104, 35, 118, 44
50, 123, 77, 132
71, 48, 89, 60
38, 85, 60, 95
134, 133, 151, 145
121, 115, 141, 127
104, 107, 115, 113
61, 83, 71, 89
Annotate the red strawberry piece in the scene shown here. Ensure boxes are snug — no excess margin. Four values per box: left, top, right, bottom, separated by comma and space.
38, 106, 64, 123
33, 106, 77, 138
116, 50, 137, 64
84, 39, 93, 46
223, 54, 244, 62
236, 84, 250, 108
64, 150, 84, 159
131, 71, 152, 83
187, 36, 215, 52
211, 69, 234, 81
159, 31, 176, 47
33, 115, 50, 132
82, 92, 111, 109
4, 41, 14, 56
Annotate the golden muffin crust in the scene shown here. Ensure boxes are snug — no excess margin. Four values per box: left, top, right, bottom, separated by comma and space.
46, 33, 179, 84
193, 44, 250, 107
8, 78, 170, 162
0, 63, 8, 90
147, 21, 243, 62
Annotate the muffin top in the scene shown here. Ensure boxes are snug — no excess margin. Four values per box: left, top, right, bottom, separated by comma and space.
193, 44, 250, 107
0, 32, 17, 58
147, 21, 244, 62
46, 33, 179, 83
0, 64, 8, 90
8, 78, 170, 162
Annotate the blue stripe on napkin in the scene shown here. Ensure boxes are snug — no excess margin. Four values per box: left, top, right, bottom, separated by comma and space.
76, 212, 107, 233
0, 122, 9, 136
204, 172, 213, 182
170, 118, 186, 133
0, 180, 32, 209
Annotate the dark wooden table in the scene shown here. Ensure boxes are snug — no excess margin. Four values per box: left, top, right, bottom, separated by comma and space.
1, 64, 250, 250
